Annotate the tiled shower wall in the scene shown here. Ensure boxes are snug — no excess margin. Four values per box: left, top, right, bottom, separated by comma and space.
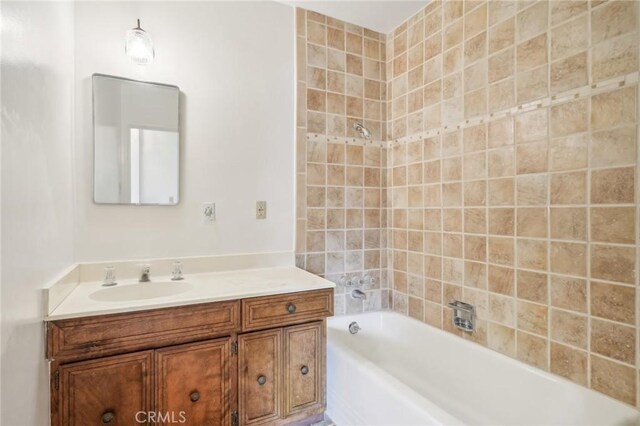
295, 0, 640, 407
384, 0, 640, 407
294, 9, 391, 315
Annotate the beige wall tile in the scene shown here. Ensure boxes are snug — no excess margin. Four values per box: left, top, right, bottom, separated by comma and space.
548, 133, 587, 172
590, 281, 635, 325
464, 32, 487, 64
590, 244, 636, 285
489, 147, 515, 177
488, 178, 514, 206
550, 207, 587, 240
517, 331, 548, 369
516, 207, 547, 238
550, 52, 588, 94
591, 167, 635, 205
489, 0, 517, 26
489, 265, 515, 295
489, 78, 515, 112
550, 14, 588, 61
550, 342, 588, 386
590, 319, 636, 364
591, 0, 638, 44
591, 87, 637, 131
517, 65, 548, 103
592, 34, 638, 82
489, 48, 514, 84
489, 208, 515, 235
517, 2, 548, 41
517, 300, 548, 335
591, 355, 636, 405
550, 275, 587, 313
550, 309, 588, 349
517, 33, 548, 72
550, 242, 587, 277
488, 237, 514, 266
517, 239, 548, 271
550, 171, 585, 205
517, 270, 548, 304
550, 98, 588, 138
551, 2, 588, 27
488, 322, 516, 356
516, 141, 548, 174
591, 207, 636, 244
489, 18, 515, 54
515, 108, 547, 144
517, 174, 548, 205
590, 127, 637, 168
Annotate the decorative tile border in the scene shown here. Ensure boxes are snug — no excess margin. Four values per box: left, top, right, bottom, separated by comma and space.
384, 71, 640, 148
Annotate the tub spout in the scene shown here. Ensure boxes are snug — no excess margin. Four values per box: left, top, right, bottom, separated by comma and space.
351, 289, 367, 300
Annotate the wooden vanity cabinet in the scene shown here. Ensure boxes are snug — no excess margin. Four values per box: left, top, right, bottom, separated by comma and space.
155, 338, 232, 426
47, 288, 333, 426
58, 351, 153, 426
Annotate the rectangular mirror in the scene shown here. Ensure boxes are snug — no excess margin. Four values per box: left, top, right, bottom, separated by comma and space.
93, 74, 180, 205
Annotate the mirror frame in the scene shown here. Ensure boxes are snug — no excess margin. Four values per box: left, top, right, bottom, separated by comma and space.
92, 73, 181, 206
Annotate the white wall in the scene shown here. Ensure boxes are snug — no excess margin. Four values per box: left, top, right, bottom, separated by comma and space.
1, 2, 76, 425
74, 1, 296, 262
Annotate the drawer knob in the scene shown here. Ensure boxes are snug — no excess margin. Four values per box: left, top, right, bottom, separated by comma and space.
190, 391, 200, 402
300, 365, 309, 375
257, 375, 267, 385
101, 411, 115, 424
287, 303, 297, 314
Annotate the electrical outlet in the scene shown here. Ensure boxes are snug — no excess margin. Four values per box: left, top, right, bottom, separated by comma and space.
203, 202, 216, 222
256, 201, 267, 219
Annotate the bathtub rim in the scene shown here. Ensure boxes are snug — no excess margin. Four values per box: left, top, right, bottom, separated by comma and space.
327, 310, 640, 415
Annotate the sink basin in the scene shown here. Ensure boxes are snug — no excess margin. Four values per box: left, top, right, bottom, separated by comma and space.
89, 282, 193, 302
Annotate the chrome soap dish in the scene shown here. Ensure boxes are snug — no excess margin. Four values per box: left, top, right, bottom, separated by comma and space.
447, 300, 476, 332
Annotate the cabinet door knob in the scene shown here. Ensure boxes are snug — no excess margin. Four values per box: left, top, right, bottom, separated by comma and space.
190, 391, 200, 402
257, 375, 267, 385
101, 411, 115, 424
300, 365, 310, 375
287, 303, 296, 314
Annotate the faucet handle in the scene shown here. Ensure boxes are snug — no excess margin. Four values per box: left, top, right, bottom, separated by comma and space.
171, 261, 184, 281
102, 266, 117, 287
139, 264, 151, 282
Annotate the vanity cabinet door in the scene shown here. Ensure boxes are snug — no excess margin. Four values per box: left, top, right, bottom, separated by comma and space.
238, 329, 282, 425
155, 338, 232, 426
58, 351, 153, 426
283, 322, 325, 417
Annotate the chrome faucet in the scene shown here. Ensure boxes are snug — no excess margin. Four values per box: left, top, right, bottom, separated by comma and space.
351, 289, 367, 300
139, 265, 151, 282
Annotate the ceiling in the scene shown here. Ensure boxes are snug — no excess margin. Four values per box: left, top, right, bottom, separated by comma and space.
284, 1, 429, 34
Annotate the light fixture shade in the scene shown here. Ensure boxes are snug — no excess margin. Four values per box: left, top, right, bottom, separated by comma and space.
125, 20, 154, 65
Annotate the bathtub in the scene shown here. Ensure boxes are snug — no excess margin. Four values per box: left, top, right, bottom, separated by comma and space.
327, 312, 639, 426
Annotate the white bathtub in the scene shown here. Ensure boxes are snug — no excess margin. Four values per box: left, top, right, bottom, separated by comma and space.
327, 312, 639, 426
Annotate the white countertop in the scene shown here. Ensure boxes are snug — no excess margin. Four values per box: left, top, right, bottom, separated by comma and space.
46, 266, 335, 321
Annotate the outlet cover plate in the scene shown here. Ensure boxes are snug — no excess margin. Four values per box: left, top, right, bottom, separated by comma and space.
256, 201, 267, 219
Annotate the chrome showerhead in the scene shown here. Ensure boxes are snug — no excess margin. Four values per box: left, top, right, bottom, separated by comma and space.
353, 122, 372, 139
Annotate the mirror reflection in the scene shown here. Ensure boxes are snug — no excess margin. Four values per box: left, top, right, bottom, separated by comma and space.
93, 74, 180, 205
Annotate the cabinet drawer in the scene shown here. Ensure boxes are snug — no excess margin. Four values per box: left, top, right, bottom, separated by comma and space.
242, 289, 333, 331
47, 300, 240, 362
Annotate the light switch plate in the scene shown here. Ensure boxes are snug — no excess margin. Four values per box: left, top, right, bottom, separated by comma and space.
256, 201, 267, 219
203, 202, 216, 222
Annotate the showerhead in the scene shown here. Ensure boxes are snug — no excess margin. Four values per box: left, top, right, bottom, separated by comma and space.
353, 122, 372, 140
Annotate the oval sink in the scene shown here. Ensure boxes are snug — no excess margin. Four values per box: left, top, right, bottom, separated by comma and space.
89, 282, 193, 302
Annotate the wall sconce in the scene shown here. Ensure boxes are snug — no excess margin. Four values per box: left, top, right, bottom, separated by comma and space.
125, 19, 155, 65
